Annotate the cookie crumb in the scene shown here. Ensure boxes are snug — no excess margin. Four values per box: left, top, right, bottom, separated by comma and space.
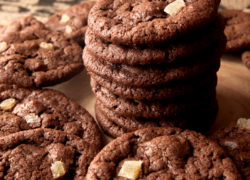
0, 98, 16, 110
118, 160, 143, 180
0, 41, 8, 52
24, 113, 41, 125
65, 25, 72, 34
51, 161, 66, 179
60, 14, 70, 24
40, 42, 54, 49
224, 141, 238, 150
164, 0, 185, 16
237, 118, 250, 130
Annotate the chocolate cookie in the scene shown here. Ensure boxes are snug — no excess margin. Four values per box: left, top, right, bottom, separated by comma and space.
83, 48, 221, 87
90, 71, 218, 101
221, 10, 250, 52
85, 17, 224, 65
92, 82, 217, 119
0, 83, 102, 149
0, 16, 83, 88
88, 0, 220, 45
242, 51, 250, 69
212, 118, 250, 179
46, 0, 95, 47
0, 128, 100, 179
95, 99, 218, 137
85, 127, 242, 179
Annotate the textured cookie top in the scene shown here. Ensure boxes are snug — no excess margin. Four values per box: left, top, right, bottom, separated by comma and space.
86, 127, 242, 179
46, 0, 95, 46
220, 10, 250, 52
85, 16, 224, 65
0, 16, 83, 88
88, 0, 220, 45
0, 83, 102, 149
213, 118, 250, 179
0, 128, 99, 179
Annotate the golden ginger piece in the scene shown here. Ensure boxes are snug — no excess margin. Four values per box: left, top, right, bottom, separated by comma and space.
118, 160, 143, 180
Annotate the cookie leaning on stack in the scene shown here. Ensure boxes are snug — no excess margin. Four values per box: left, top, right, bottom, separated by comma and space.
85, 127, 242, 179
83, 0, 225, 137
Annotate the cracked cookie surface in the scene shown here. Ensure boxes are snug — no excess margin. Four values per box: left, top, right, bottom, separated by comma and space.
85, 127, 242, 179
0, 83, 102, 149
0, 16, 83, 88
88, 0, 220, 45
46, 1, 95, 47
0, 128, 99, 179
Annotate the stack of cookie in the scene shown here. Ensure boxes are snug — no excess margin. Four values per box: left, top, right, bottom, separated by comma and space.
220, 9, 250, 69
83, 0, 225, 137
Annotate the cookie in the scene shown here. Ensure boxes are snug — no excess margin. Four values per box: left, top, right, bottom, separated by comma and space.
0, 128, 100, 179
46, 0, 95, 47
88, 0, 220, 45
0, 16, 83, 88
0, 83, 102, 149
90, 71, 218, 101
85, 127, 242, 179
95, 99, 218, 137
220, 10, 250, 52
85, 16, 224, 65
242, 51, 250, 69
83, 48, 221, 87
212, 118, 250, 179
91, 82, 217, 119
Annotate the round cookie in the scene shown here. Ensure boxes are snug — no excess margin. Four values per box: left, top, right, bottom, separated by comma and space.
0, 16, 83, 88
85, 127, 242, 179
211, 118, 250, 179
83, 48, 221, 87
85, 17, 224, 65
0, 83, 102, 149
91, 82, 217, 119
95, 99, 218, 137
242, 51, 250, 69
46, 0, 95, 47
220, 10, 250, 52
0, 128, 100, 179
90, 71, 218, 101
88, 0, 220, 45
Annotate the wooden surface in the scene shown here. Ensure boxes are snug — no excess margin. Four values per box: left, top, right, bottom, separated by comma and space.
50, 55, 250, 141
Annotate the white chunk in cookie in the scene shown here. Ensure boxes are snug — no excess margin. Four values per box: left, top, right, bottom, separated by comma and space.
118, 160, 143, 180
164, 0, 186, 16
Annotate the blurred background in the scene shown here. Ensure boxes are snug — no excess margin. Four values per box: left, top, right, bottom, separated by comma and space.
0, 0, 249, 25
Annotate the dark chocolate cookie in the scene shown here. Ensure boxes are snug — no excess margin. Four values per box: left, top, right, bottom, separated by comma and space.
88, 0, 220, 45
95, 99, 218, 137
91, 82, 217, 119
242, 51, 250, 69
0, 16, 83, 88
0, 128, 100, 179
90, 71, 218, 101
83, 48, 221, 87
212, 118, 250, 179
85, 127, 242, 179
46, 0, 95, 47
220, 10, 250, 52
0, 84, 102, 149
85, 17, 224, 65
